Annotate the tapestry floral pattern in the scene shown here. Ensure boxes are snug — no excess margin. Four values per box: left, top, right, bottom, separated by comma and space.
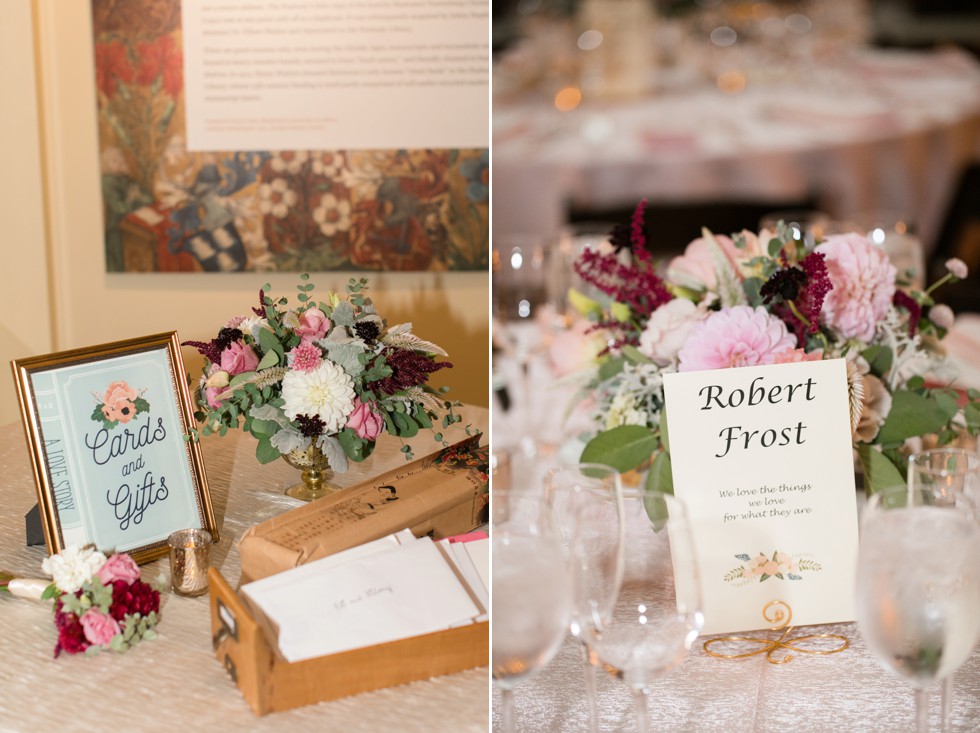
91, 0, 489, 273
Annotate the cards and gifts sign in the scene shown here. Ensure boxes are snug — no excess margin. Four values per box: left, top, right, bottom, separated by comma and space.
663, 359, 858, 634
30, 350, 205, 554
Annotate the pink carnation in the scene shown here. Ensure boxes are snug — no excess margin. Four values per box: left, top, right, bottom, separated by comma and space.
96, 553, 140, 586
219, 341, 260, 376
79, 609, 121, 646
678, 305, 797, 372
815, 234, 896, 342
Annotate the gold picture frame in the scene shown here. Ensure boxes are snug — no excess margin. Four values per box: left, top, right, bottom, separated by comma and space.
11, 332, 218, 564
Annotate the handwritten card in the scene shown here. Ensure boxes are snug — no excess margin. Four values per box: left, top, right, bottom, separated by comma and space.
663, 359, 858, 634
241, 535, 481, 662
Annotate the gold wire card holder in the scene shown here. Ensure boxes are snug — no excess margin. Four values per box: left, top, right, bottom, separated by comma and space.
702, 601, 850, 665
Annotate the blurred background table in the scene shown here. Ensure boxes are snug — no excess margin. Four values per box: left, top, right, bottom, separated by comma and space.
0, 407, 488, 733
493, 0, 980, 262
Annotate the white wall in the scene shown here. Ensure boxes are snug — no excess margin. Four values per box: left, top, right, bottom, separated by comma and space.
0, 0, 53, 425
1, 0, 487, 431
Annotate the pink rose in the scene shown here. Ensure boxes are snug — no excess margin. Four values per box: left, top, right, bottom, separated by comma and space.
678, 305, 797, 372
815, 233, 896, 342
638, 298, 705, 367
79, 609, 121, 647
667, 233, 743, 290
96, 553, 140, 586
101, 381, 139, 423
295, 307, 331, 343
345, 398, 384, 441
219, 341, 259, 376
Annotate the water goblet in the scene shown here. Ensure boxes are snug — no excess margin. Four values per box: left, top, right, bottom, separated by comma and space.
908, 448, 980, 731
856, 485, 980, 733
492, 491, 573, 733
545, 463, 625, 733
582, 488, 703, 733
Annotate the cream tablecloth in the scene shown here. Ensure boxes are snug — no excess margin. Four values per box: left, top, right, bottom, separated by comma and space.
0, 407, 488, 733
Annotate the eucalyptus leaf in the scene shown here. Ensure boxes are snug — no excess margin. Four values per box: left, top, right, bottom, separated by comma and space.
860, 345, 893, 379
580, 426, 658, 473
255, 436, 280, 464
256, 349, 279, 370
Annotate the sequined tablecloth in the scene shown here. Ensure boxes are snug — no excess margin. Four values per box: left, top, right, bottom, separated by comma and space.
0, 408, 488, 733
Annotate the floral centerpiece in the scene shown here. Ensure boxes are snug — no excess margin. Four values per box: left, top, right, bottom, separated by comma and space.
184, 276, 460, 489
569, 200, 979, 494
32, 546, 161, 657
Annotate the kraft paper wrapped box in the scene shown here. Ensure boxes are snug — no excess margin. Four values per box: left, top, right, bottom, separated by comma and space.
237, 435, 489, 583
211, 434, 490, 715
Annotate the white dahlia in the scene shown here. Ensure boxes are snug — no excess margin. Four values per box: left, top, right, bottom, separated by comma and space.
281, 360, 355, 433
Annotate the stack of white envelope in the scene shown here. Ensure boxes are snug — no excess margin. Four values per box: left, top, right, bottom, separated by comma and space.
240, 529, 489, 663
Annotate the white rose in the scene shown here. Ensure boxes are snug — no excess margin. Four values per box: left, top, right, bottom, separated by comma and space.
638, 298, 703, 367
41, 545, 107, 593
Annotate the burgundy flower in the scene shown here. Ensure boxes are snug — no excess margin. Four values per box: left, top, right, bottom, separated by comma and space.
183, 327, 244, 365
760, 252, 832, 341
893, 290, 921, 336
110, 579, 160, 620
374, 349, 452, 395
295, 413, 326, 437
53, 603, 89, 657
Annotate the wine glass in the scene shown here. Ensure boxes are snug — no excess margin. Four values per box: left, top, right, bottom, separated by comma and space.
908, 448, 980, 731
581, 488, 703, 733
491, 490, 573, 733
856, 485, 980, 733
545, 463, 625, 733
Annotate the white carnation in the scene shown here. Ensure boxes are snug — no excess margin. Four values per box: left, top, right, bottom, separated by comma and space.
638, 298, 704, 367
281, 360, 356, 434
41, 545, 107, 593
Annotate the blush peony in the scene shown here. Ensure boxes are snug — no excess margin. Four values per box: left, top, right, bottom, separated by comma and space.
815, 233, 896, 342
294, 307, 331, 343
678, 305, 797, 372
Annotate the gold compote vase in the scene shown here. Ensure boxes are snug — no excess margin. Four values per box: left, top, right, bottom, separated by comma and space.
281, 443, 340, 501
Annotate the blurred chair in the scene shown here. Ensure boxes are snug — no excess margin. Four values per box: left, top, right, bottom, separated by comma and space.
928, 163, 980, 314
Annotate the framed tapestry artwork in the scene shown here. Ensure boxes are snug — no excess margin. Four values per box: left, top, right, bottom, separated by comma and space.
90, 0, 489, 274
11, 332, 218, 564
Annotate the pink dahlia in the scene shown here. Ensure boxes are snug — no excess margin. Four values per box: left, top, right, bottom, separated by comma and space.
678, 305, 797, 372
815, 234, 896, 342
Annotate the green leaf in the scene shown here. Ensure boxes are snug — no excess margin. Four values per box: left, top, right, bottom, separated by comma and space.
621, 345, 652, 365
742, 277, 764, 306
768, 237, 783, 258
229, 371, 258, 387
391, 412, 420, 438
248, 418, 278, 438
258, 327, 284, 358
256, 349, 279, 370
567, 289, 602, 319
645, 450, 674, 495
598, 356, 626, 382
860, 345, 893, 380
857, 444, 906, 495
580, 426, 658, 473
875, 390, 958, 446
610, 301, 631, 323
133, 397, 150, 413
254, 436, 280, 464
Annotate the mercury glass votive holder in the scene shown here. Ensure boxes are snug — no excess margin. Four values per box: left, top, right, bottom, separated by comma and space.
167, 528, 213, 597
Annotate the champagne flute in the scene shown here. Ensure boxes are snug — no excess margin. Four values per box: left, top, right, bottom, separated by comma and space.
581, 488, 703, 733
908, 448, 980, 732
856, 485, 980, 733
491, 491, 573, 733
545, 463, 625, 733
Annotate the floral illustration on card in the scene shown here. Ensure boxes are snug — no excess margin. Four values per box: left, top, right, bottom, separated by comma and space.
724, 551, 821, 586
91, 381, 150, 431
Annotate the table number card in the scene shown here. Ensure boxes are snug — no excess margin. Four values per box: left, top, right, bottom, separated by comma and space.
663, 359, 858, 634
